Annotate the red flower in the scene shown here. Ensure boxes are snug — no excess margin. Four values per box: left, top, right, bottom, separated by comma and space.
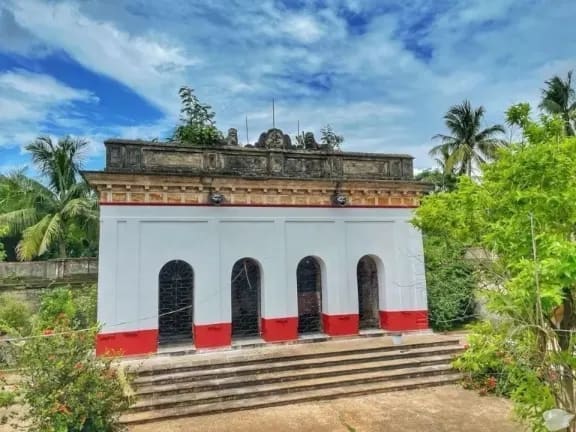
56, 404, 71, 415
43, 329, 54, 335
486, 376, 497, 389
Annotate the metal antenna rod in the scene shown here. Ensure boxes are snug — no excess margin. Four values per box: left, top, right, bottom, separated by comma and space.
245, 115, 249, 145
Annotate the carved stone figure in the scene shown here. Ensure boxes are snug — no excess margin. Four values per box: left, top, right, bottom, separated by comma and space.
226, 128, 239, 146
256, 128, 288, 149
304, 132, 319, 150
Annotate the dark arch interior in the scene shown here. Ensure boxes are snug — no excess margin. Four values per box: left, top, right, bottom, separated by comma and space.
231, 258, 261, 338
297, 256, 322, 334
357, 256, 380, 329
158, 260, 194, 344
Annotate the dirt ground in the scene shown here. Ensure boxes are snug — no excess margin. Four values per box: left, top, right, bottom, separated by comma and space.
129, 386, 525, 432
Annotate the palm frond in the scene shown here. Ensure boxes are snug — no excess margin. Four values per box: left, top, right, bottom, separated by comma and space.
38, 213, 63, 257
16, 214, 52, 261
62, 197, 98, 220
0, 208, 40, 234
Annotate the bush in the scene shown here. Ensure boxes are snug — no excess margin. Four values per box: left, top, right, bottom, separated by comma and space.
424, 235, 476, 331
37, 287, 77, 330
454, 321, 555, 431
37, 284, 97, 331
0, 294, 32, 337
74, 284, 97, 329
16, 318, 132, 431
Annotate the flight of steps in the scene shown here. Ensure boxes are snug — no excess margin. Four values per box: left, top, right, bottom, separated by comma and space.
121, 337, 463, 425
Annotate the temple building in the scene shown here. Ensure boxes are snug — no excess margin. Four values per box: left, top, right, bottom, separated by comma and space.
83, 128, 430, 356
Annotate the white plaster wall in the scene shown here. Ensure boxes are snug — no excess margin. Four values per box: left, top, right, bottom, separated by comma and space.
97, 206, 427, 333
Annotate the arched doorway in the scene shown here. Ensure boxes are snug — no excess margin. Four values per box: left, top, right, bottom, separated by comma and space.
158, 260, 194, 344
231, 258, 261, 338
357, 255, 380, 329
297, 256, 323, 334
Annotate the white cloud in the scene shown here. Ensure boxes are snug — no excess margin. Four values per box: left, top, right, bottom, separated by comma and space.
6, 0, 198, 115
284, 15, 325, 43
0, 69, 97, 149
2, 0, 576, 172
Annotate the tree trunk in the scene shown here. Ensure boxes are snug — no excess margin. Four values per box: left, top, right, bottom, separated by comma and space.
58, 241, 66, 259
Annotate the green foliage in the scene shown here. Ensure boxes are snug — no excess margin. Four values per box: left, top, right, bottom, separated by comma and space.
415, 115, 576, 430
320, 124, 344, 150
430, 100, 506, 177
171, 86, 223, 147
0, 388, 15, 409
423, 236, 476, 331
0, 225, 7, 262
506, 103, 565, 145
0, 294, 32, 337
0, 136, 98, 261
73, 284, 97, 330
539, 70, 576, 136
415, 168, 458, 192
16, 319, 131, 432
37, 285, 97, 331
454, 321, 555, 431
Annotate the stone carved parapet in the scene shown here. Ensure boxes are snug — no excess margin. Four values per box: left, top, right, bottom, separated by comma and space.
104, 139, 414, 181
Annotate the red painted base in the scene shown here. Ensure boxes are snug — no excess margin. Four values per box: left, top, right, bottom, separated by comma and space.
380, 310, 429, 331
322, 313, 359, 336
194, 323, 232, 348
96, 329, 158, 357
261, 317, 298, 342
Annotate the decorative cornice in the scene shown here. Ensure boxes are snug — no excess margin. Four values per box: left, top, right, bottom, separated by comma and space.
84, 172, 429, 207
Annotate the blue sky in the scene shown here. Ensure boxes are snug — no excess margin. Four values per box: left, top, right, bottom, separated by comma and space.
0, 0, 575, 174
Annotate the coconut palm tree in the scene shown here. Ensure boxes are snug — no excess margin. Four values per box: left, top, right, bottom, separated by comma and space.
0, 136, 97, 260
539, 71, 576, 136
430, 100, 506, 177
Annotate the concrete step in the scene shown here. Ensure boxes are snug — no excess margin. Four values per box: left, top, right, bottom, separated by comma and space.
134, 347, 462, 388
130, 363, 455, 412
122, 373, 461, 424
135, 339, 461, 378
136, 354, 454, 397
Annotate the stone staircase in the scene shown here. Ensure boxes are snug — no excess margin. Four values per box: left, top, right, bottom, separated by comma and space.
121, 335, 463, 425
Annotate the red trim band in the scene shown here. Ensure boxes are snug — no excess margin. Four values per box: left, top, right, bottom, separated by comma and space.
96, 329, 158, 357
194, 323, 231, 348
322, 313, 359, 336
261, 317, 298, 342
380, 310, 429, 331
99, 201, 417, 209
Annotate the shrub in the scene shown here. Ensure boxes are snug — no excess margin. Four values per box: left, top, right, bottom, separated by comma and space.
16, 318, 132, 431
0, 294, 32, 337
73, 284, 97, 329
37, 284, 97, 330
37, 287, 77, 330
423, 235, 476, 331
454, 321, 555, 431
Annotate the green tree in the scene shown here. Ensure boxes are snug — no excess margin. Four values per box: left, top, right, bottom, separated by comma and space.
539, 70, 576, 136
320, 124, 344, 150
414, 110, 576, 430
0, 225, 7, 261
430, 100, 505, 177
423, 235, 476, 331
415, 169, 458, 192
171, 86, 223, 147
0, 137, 97, 261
